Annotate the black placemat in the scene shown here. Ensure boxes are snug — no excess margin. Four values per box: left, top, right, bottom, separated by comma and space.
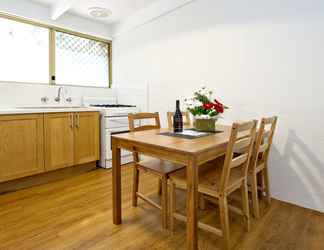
159, 129, 223, 139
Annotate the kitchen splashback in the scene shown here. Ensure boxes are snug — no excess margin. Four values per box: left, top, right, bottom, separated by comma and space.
0, 82, 116, 108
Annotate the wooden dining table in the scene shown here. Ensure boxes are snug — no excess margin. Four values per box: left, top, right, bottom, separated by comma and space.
111, 125, 232, 250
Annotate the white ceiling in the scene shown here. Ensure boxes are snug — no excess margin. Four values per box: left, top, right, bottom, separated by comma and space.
31, 0, 158, 24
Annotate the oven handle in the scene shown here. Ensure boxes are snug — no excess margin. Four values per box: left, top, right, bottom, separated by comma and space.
107, 114, 132, 118
107, 119, 129, 125
110, 130, 130, 135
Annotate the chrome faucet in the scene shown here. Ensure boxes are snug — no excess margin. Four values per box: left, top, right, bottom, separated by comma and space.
41, 96, 49, 103
55, 87, 64, 102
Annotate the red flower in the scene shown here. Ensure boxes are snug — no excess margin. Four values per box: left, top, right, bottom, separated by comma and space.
213, 104, 223, 113
214, 99, 223, 106
213, 99, 225, 113
203, 103, 214, 110
212, 102, 224, 113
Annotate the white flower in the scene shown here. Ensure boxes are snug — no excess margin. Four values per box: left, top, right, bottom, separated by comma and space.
184, 97, 193, 105
198, 86, 212, 97
194, 114, 210, 119
184, 97, 199, 109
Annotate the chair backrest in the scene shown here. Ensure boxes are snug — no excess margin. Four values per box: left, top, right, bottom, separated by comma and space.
220, 120, 257, 192
128, 112, 161, 163
250, 116, 277, 170
128, 112, 161, 132
167, 111, 191, 129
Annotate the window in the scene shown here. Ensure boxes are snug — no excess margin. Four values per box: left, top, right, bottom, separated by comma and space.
0, 14, 111, 87
55, 32, 109, 87
0, 17, 49, 83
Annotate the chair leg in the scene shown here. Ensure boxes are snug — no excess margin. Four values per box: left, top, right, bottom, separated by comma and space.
199, 194, 206, 210
158, 179, 162, 196
241, 181, 250, 232
132, 166, 139, 207
263, 165, 271, 205
219, 196, 230, 250
161, 176, 168, 229
169, 181, 176, 232
250, 172, 260, 219
258, 171, 265, 197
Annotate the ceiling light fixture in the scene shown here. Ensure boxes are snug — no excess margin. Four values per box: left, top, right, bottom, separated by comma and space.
88, 7, 112, 18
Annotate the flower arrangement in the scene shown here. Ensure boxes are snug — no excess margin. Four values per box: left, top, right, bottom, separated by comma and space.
184, 86, 228, 119
184, 87, 228, 132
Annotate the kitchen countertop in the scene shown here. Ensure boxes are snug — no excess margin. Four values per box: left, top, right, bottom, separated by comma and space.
0, 107, 102, 115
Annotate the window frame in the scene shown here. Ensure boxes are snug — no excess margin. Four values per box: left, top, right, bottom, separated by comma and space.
0, 12, 112, 88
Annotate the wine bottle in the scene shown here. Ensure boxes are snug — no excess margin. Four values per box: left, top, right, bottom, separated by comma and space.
173, 100, 183, 133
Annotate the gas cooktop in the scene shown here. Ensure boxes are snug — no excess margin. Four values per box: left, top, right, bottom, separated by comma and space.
90, 104, 136, 108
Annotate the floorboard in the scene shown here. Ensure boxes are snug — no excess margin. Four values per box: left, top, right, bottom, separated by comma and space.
0, 165, 323, 250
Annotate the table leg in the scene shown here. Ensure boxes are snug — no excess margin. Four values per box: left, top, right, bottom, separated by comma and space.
112, 138, 122, 225
186, 156, 198, 250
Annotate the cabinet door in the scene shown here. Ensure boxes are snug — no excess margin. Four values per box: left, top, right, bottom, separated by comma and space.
74, 112, 100, 165
44, 113, 74, 171
0, 114, 44, 182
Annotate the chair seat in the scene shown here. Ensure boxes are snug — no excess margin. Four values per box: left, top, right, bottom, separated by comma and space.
136, 157, 185, 176
169, 156, 244, 197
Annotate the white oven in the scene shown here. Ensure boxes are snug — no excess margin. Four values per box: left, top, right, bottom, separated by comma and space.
100, 114, 139, 168
83, 96, 140, 169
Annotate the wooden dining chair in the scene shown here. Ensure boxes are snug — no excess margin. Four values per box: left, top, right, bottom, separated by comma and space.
167, 111, 191, 129
249, 116, 277, 218
169, 120, 257, 250
128, 112, 185, 229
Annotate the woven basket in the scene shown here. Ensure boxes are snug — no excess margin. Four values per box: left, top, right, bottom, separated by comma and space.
193, 117, 217, 132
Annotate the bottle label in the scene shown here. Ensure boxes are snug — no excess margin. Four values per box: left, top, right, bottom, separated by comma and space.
173, 117, 183, 132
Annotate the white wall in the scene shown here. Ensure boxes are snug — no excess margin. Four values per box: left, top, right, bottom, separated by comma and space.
112, 0, 194, 37
0, 0, 115, 106
0, 82, 116, 108
116, 83, 149, 112
113, 0, 324, 212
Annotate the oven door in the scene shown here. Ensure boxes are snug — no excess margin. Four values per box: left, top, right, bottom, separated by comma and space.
104, 116, 129, 129
106, 127, 132, 160
104, 115, 140, 129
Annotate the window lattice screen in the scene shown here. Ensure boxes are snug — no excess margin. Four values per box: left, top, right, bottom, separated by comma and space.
55, 31, 109, 87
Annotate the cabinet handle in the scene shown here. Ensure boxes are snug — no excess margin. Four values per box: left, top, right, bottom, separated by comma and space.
70, 113, 74, 128
76, 113, 80, 128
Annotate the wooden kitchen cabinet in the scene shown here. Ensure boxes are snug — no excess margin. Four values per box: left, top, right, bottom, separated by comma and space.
44, 112, 100, 171
0, 114, 44, 182
74, 112, 100, 165
44, 113, 75, 171
0, 111, 100, 184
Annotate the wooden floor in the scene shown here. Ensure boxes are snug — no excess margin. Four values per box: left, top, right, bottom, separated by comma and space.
1, 165, 323, 250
